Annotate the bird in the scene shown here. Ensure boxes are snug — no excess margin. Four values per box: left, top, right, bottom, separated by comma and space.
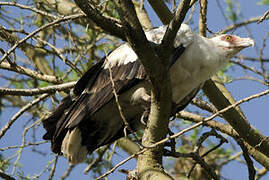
42, 24, 254, 165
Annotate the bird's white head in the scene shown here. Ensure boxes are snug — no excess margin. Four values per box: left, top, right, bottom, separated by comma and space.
210, 34, 255, 58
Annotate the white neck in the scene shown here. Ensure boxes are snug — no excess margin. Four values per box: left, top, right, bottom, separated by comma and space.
170, 34, 230, 103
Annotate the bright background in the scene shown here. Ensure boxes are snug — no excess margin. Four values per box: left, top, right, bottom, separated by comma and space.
0, 0, 268, 179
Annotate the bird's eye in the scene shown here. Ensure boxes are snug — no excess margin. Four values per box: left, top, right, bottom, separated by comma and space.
225, 36, 232, 41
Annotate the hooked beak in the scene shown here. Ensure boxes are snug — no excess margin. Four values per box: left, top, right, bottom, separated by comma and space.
234, 37, 255, 48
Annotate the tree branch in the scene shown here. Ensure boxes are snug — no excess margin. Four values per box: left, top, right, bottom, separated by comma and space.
0, 25, 53, 75
0, 171, 15, 180
258, 9, 269, 23
73, 0, 125, 40
0, 14, 83, 66
197, 0, 269, 161
96, 88, 269, 179
0, 93, 50, 139
113, 1, 173, 179
237, 139, 256, 180
220, 15, 269, 34
0, 61, 62, 84
161, 0, 193, 52
202, 79, 269, 158
177, 111, 269, 170
147, 0, 173, 24
0, 2, 59, 19
0, 81, 76, 96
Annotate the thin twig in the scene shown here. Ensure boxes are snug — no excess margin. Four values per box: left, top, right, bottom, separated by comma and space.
0, 94, 50, 139
258, 31, 269, 81
231, 60, 269, 79
230, 76, 268, 86
106, 56, 141, 143
188, 129, 226, 179
258, 10, 269, 23
12, 119, 43, 175
0, 2, 59, 19
0, 81, 76, 96
0, 141, 48, 151
84, 145, 109, 174
237, 139, 256, 180
234, 55, 269, 62
48, 155, 59, 180
106, 142, 117, 180
177, 111, 269, 170
0, 14, 84, 65
32, 35, 82, 75
60, 165, 75, 180
220, 15, 269, 34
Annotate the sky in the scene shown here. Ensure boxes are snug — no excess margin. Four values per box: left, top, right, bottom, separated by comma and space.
0, 0, 268, 180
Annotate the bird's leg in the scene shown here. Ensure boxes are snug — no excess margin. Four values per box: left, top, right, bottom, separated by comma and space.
140, 106, 150, 125
131, 87, 151, 125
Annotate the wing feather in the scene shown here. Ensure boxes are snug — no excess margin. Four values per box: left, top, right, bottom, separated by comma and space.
49, 59, 146, 153
43, 24, 194, 155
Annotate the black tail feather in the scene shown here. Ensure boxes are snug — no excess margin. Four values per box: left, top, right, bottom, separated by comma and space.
42, 96, 74, 147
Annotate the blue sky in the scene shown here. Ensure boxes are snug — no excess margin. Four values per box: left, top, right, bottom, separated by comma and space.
0, 0, 268, 180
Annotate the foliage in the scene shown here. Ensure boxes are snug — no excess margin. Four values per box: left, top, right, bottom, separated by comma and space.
258, 0, 269, 5
0, 0, 268, 180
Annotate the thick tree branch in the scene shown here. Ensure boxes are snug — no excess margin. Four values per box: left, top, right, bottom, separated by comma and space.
113, 1, 173, 179
199, 0, 207, 36
147, 0, 173, 24
0, 171, 15, 180
133, 0, 153, 29
73, 0, 125, 40
97, 88, 269, 179
161, 0, 193, 52
117, 138, 140, 156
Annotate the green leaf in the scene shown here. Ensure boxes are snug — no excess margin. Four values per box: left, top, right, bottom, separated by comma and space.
258, 0, 269, 5
225, 0, 239, 22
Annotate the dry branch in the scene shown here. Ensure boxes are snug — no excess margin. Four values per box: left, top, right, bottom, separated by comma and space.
0, 2, 59, 19
177, 111, 269, 170
0, 62, 62, 83
74, 0, 125, 40
0, 81, 76, 96
0, 94, 50, 139
96, 81, 269, 180
0, 14, 83, 65
220, 15, 269, 34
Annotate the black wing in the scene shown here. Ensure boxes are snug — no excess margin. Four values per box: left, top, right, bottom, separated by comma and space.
42, 56, 146, 153
42, 44, 187, 154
